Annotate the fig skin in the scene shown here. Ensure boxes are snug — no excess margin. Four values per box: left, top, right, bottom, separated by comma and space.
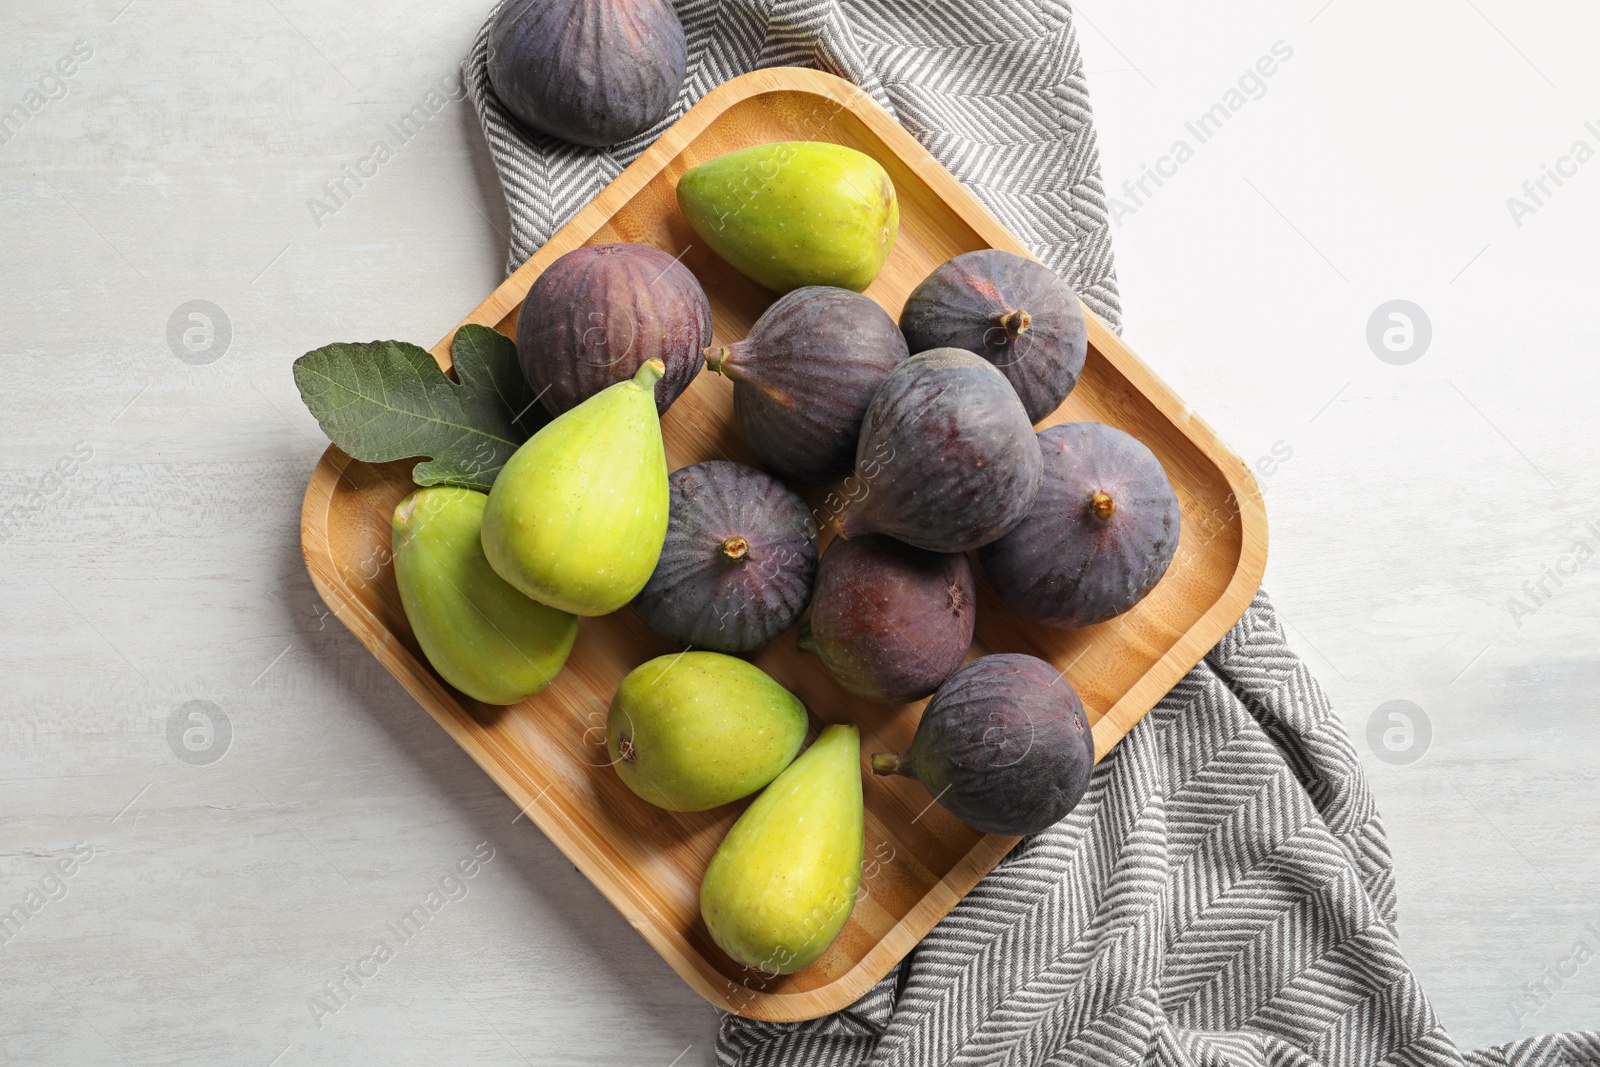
900, 250, 1089, 424
481, 360, 669, 616
486, 0, 687, 147
632, 461, 818, 652
843, 348, 1042, 553
700, 724, 864, 974
392, 487, 576, 705
979, 422, 1181, 629
607, 651, 808, 812
799, 535, 974, 703
706, 287, 908, 484
872, 653, 1094, 836
677, 142, 898, 293
519, 243, 711, 419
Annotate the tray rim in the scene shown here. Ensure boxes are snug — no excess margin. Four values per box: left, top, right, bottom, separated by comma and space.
299, 65, 1268, 1021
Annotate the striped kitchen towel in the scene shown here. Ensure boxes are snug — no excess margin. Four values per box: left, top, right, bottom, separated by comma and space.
464, 2, 1599, 1063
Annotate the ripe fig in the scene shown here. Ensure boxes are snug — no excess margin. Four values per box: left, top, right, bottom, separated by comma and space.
842, 348, 1042, 553
392, 487, 577, 705
486, 0, 687, 147
481, 360, 669, 616
900, 250, 1088, 423
799, 535, 973, 703
632, 461, 818, 652
705, 287, 908, 483
519, 243, 712, 418
677, 142, 898, 293
978, 422, 1180, 628
701, 724, 864, 974
872, 654, 1094, 836
607, 652, 808, 812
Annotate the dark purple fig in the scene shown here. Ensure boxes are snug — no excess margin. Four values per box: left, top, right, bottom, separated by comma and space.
841, 348, 1041, 553
705, 287, 908, 484
900, 250, 1088, 424
518, 243, 712, 418
486, 0, 687, 148
632, 461, 817, 652
798, 534, 974, 703
979, 422, 1180, 628
871, 653, 1094, 836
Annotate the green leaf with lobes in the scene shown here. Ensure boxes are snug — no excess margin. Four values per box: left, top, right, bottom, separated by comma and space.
292, 325, 548, 491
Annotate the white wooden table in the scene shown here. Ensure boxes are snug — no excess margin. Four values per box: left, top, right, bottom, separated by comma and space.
2, 1, 1595, 1062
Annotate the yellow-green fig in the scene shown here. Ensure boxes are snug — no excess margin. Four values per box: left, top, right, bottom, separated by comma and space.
392, 486, 577, 704
700, 724, 864, 975
677, 142, 898, 293
607, 652, 808, 812
482, 359, 670, 615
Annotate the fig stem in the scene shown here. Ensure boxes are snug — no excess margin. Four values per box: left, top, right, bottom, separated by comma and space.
998, 309, 1032, 337
834, 507, 870, 540
703, 343, 741, 378
796, 621, 818, 654
632, 358, 666, 390
870, 752, 911, 777
618, 734, 635, 763
704, 343, 799, 407
1090, 491, 1116, 520
721, 536, 750, 561
393, 494, 421, 528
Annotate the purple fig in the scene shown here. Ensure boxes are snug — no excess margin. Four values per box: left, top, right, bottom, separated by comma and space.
978, 422, 1180, 628
799, 534, 974, 703
518, 243, 712, 418
487, 0, 687, 148
900, 250, 1089, 423
872, 653, 1094, 836
706, 286, 908, 484
842, 348, 1042, 553
632, 461, 817, 652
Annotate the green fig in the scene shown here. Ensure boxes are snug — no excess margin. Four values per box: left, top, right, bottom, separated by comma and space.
607, 652, 809, 811
677, 142, 898, 293
700, 724, 863, 975
482, 359, 670, 616
392, 487, 578, 705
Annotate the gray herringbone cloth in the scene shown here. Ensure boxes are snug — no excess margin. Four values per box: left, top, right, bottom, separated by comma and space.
465, 3, 1599, 1063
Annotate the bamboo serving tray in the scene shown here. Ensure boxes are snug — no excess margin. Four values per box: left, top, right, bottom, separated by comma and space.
300, 67, 1267, 1021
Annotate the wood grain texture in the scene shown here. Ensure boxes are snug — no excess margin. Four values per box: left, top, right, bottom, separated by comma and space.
300, 67, 1267, 1021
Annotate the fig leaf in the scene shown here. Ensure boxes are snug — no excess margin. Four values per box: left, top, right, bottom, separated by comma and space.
292, 325, 546, 492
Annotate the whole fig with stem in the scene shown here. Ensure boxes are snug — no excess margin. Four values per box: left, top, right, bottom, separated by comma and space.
392, 487, 576, 705
519, 243, 711, 418
978, 422, 1180, 628
705, 287, 908, 483
632, 461, 817, 652
607, 652, 808, 812
872, 653, 1094, 836
481, 359, 669, 616
841, 348, 1042, 553
900, 250, 1088, 423
799, 534, 973, 703
487, 0, 687, 147
677, 142, 898, 293
701, 724, 864, 975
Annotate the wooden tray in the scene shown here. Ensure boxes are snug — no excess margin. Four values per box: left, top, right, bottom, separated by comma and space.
300, 67, 1267, 1021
